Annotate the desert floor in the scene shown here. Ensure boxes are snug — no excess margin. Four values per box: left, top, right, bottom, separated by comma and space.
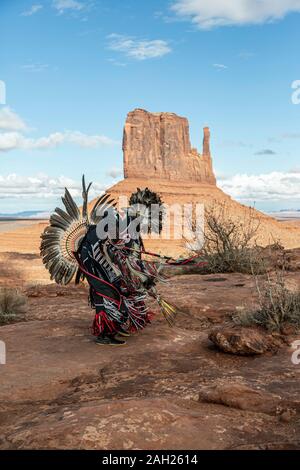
0, 221, 300, 449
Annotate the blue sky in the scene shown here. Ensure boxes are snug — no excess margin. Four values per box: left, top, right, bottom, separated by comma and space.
0, 0, 300, 213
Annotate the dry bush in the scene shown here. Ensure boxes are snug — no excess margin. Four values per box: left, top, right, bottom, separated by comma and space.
233, 269, 300, 332
190, 203, 263, 274
0, 287, 27, 325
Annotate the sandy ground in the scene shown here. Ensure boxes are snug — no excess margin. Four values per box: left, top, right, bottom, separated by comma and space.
0, 220, 44, 233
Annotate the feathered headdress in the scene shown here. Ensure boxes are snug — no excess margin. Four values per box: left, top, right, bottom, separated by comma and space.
40, 176, 116, 285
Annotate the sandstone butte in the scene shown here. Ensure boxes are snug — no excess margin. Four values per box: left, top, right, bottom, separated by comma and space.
96, 108, 300, 257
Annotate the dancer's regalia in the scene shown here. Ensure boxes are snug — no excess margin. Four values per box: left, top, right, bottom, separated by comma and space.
40, 177, 202, 345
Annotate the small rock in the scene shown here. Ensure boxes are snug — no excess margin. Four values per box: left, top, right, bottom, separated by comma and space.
208, 326, 284, 355
198, 382, 282, 415
279, 409, 297, 423
280, 324, 298, 336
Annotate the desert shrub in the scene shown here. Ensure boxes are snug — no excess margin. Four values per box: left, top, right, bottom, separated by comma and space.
0, 287, 27, 325
233, 270, 300, 332
189, 203, 263, 274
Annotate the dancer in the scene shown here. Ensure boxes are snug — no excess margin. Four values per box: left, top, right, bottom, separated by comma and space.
40, 176, 201, 345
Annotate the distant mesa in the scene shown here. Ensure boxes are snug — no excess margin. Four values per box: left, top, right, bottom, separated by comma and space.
123, 108, 216, 185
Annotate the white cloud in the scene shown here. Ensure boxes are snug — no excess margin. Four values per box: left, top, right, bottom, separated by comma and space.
107, 58, 127, 67
268, 132, 300, 143
0, 107, 28, 132
52, 0, 84, 14
238, 51, 255, 59
106, 167, 123, 178
0, 174, 107, 200
254, 149, 276, 156
218, 171, 300, 202
107, 34, 172, 60
21, 63, 49, 72
0, 130, 117, 152
282, 132, 300, 139
221, 139, 252, 149
213, 63, 228, 70
171, 0, 300, 29
65, 131, 117, 147
0, 106, 117, 152
21, 4, 43, 16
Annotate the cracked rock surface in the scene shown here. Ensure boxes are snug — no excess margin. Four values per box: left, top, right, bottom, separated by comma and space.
1, 270, 300, 450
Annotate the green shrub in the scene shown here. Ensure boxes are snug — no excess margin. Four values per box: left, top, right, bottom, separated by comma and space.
0, 287, 27, 325
233, 271, 300, 331
190, 203, 263, 274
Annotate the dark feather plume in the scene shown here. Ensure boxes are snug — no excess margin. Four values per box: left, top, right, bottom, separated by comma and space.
40, 175, 118, 285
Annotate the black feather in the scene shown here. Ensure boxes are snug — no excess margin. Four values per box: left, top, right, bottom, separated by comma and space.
62, 188, 80, 220
90, 193, 110, 221
50, 214, 69, 230
55, 207, 73, 225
